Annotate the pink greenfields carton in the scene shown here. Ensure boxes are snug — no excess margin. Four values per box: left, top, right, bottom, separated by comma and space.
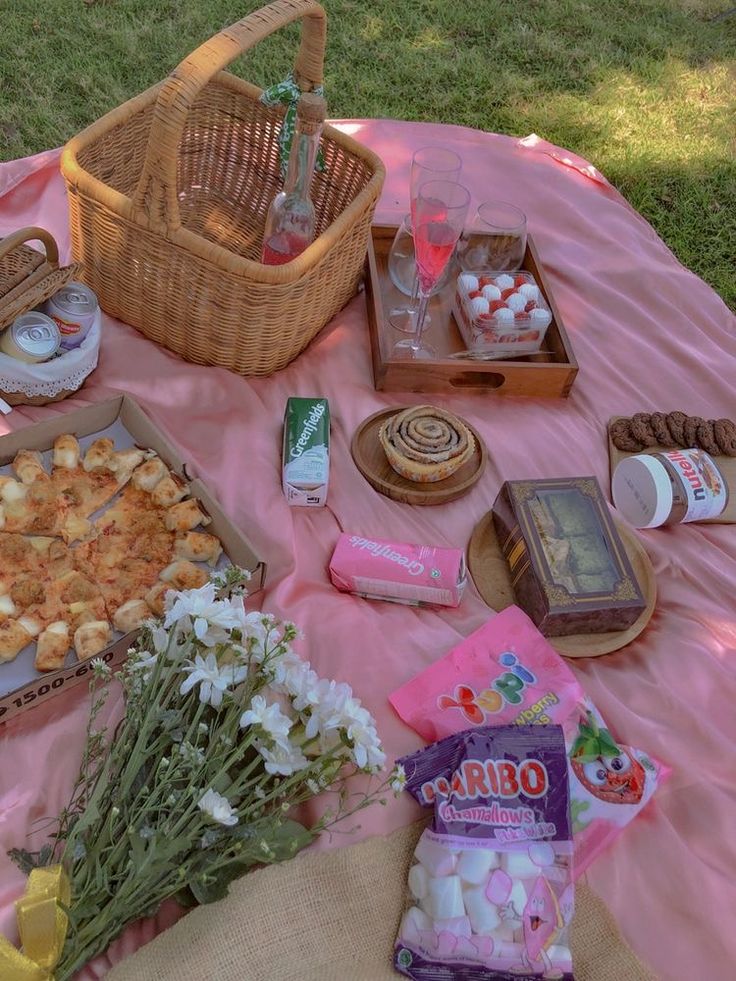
329, 534, 466, 608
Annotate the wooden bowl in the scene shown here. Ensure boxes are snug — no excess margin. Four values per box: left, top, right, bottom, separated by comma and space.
351, 406, 487, 506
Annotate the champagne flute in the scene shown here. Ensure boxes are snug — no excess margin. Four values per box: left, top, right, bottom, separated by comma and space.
393, 180, 471, 360
389, 146, 462, 333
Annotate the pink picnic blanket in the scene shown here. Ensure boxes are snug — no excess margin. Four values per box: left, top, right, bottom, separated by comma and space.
0, 119, 735, 980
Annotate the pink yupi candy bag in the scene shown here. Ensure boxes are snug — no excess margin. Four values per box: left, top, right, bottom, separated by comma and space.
389, 606, 668, 876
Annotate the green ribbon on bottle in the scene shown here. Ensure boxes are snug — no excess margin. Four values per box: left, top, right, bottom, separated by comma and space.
260, 73, 327, 178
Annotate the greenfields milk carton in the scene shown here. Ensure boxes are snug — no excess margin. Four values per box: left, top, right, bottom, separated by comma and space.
282, 397, 330, 506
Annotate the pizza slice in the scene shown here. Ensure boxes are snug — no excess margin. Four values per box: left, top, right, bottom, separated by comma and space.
78, 482, 176, 620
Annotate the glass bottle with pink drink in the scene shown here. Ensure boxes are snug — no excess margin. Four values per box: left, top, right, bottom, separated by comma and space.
261, 93, 326, 265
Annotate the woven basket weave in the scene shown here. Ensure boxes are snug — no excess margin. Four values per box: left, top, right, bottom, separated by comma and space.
60, 0, 385, 377
0, 226, 81, 332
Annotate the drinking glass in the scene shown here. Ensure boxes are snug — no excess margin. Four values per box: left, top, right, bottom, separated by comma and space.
387, 213, 454, 297
457, 201, 527, 273
393, 180, 471, 360
389, 146, 462, 333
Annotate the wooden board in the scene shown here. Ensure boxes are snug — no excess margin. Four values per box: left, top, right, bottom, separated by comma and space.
607, 416, 736, 524
364, 224, 578, 397
351, 407, 487, 505
467, 510, 657, 658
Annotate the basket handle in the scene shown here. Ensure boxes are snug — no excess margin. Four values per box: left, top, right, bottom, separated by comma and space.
133, 0, 326, 229
0, 226, 60, 267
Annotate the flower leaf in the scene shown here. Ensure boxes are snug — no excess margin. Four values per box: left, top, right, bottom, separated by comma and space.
266, 820, 315, 862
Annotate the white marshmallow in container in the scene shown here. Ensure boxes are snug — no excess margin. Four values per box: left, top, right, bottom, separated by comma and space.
548, 944, 573, 965
489, 923, 516, 943
469, 296, 490, 319
408, 862, 430, 901
463, 885, 502, 934
481, 283, 502, 301
494, 274, 515, 290
492, 307, 515, 324
434, 915, 472, 938
414, 834, 457, 877
507, 879, 529, 919
427, 874, 465, 920
458, 273, 479, 293
457, 848, 500, 885
530, 307, 552, 327
400, 905, 433, 939
518, 282, 540, 302
528, 842, 556, 868
503, 851, 540, 878
505, 293, 528, 313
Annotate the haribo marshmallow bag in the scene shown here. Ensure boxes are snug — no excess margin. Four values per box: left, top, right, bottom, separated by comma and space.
396, 725, 575, 980
390, 606, 668, 875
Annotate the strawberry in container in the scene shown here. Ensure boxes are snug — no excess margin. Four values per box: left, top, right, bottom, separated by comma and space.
453, 271, 553, 356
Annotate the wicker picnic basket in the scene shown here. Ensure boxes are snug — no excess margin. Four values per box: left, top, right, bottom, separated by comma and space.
60, 0, 385, 377
0, 226, 98, 407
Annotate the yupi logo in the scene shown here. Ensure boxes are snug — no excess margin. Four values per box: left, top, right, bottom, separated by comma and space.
436, 651, 536, 723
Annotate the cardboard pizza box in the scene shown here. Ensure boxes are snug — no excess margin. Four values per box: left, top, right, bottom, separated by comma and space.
0, 393, 266, 722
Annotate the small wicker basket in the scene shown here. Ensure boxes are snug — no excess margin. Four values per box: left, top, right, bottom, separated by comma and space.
60, 0, 385, 377
0, 226, 93, 408
0, 226, 81, 331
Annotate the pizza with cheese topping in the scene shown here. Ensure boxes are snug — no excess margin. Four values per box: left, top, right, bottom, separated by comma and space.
0, 435, 222, 672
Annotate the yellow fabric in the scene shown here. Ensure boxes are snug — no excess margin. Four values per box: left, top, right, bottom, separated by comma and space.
0, 865, 69, 981
108, 823, 654, 981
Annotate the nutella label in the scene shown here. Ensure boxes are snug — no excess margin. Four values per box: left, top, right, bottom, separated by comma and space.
663, 448, 727, 523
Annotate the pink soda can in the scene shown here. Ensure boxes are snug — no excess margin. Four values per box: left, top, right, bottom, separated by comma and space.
44, 281, 98, 350
329, 533, 466, 608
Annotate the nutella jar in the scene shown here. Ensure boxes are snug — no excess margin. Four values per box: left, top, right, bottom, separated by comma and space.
612, 448, 728, 528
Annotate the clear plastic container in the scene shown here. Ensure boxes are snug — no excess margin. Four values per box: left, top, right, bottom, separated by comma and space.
453, 269, 553, 356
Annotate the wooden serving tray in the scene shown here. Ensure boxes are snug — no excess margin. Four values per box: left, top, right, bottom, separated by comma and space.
351, 406, 487, 505
467, 510, 657, 658
364, 225, 578, 397
607, 416, 736, 524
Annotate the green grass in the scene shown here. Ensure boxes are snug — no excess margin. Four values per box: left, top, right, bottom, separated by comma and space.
1, 0, 734, 307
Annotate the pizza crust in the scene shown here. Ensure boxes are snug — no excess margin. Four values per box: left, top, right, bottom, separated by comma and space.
74, 620, 112, 661
113, 598, 151, 633
83, 438, 115, 472
13, 450, 46, 485
36, 621, 71, 672
164, 499, 211, 532
173, 532, 222, 566
53, 434, 81, 470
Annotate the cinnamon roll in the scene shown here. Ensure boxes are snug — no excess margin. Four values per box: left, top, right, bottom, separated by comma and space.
379, 405, 475, 482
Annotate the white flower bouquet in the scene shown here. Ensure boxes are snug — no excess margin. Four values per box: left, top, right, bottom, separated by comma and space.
8, 568, 401, 980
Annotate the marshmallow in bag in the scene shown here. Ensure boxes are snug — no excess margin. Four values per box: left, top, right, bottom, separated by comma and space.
389, 605, 668, 876
395, 725, 575, 980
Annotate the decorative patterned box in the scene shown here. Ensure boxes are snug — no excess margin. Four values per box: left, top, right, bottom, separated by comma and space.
491, 476, 646, 636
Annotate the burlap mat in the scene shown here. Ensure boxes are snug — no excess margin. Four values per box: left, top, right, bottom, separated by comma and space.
108, 822, 655, 981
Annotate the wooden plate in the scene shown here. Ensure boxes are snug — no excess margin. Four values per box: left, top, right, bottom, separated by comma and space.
351, 407, 487, 506
467, 510, 657, 658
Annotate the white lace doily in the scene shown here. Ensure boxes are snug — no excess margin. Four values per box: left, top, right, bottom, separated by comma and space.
0, 308, 101, 397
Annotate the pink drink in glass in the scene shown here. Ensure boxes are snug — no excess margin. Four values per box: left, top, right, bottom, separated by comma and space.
415, 220, 456, 292
262, 231, 310, 265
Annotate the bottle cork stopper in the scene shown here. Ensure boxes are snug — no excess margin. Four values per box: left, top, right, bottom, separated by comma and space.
296, 92, 327, 132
